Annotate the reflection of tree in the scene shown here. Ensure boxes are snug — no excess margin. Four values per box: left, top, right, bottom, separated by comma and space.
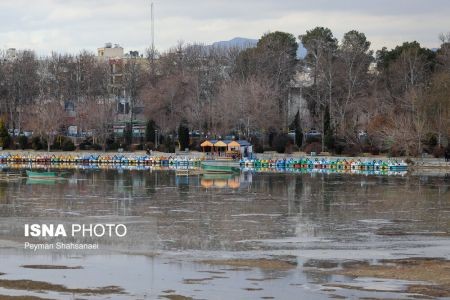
178, 183, 190, 201
113, 194, 132, 216
0, 182, 8, 204
322, 189, 331, 214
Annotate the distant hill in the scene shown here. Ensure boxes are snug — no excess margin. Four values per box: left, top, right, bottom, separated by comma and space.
210, 37, 307, 58
211, 37, 257, 49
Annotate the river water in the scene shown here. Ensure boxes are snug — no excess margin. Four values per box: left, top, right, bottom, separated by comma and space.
0, 168, 449, 299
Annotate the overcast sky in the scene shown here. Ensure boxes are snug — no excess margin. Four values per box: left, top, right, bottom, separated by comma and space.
1, 0, 449, 56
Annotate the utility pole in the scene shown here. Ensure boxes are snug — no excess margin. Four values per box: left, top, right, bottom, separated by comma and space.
149, 2, 156, 76
151, 2, 155, 54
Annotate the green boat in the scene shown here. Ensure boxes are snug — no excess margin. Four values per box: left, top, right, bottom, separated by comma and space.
26, 170, 58, 178
201, 161, 240, 173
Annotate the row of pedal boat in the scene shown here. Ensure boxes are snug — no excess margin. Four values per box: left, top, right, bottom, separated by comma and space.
0, 154, 201, 165
239, 158, 408, 171
0, 153, 408, 171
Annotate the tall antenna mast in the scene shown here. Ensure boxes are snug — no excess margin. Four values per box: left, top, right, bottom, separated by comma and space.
151, 2, 155, 53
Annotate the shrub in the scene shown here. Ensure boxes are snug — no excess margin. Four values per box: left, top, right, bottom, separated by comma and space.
156, 144, 167, 152
79, 142, 87, 150
79, 139, 92, 150
158, 134, 165, 145
145, 142, 155, 151
61, 138, 75, 151
423, 132, 438, 147
106, 138, 120, 151
52, 136, 74, 150
290, 144, 300, 153
362, 144, 380, 155
388, 144, 404, 157
268, 131, 277, 147
324, 132, 335, 150
253, 141, 264, 153
157, 142, 175, 153
131, 144, 144, 151
342, 144, 361, 157
432, 145, 445, 158
285, 143, 298, 154
79, 137, 103, 151
31, 136, 46, 150
156, 144, 167, 153
273, 134, 290, 153
18, 136, 28, 150
334, 139, 346, 155
303, 142, 322, 154
190, 139, 202, 152
161, 137, 175, 153
369, 146, 380, 155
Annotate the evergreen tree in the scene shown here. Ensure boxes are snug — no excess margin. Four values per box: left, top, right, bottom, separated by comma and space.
289, 110, 303, 147
0, 119, 10, 149
123, 123, 133, 147
145, 119, 156, 143
178, 119, 190, 151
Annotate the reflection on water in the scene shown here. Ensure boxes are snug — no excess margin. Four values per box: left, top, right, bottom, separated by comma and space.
0, 170, 449, 250
1, 162, 409, 177
0, 169, 449, 299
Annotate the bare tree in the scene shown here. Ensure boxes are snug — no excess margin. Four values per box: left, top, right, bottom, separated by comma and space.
2, 51, 39, 135
217, 76, 281, 137
82, 98, 116, 151
27, 100, 66, 152
336, 30, 373, 136
123, 58, 145, 126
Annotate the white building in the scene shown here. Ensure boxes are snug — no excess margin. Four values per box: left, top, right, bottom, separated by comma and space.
97, 43, 124, 59
287, 69, 313, 128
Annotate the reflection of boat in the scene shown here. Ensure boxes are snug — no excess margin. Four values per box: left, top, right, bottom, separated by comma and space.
201, 160, 240, 173
214, 179, 228, 188
26, 178, 56, 185
201, 179, 214, 188
201, 173, 241, 189
26, 170, 58, 178
227, 178, 240, 189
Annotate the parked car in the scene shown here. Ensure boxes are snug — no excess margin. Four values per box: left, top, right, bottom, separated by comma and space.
305, 129, 322, 143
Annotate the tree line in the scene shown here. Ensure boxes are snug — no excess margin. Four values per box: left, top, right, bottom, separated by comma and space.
0, 27, 449, 156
